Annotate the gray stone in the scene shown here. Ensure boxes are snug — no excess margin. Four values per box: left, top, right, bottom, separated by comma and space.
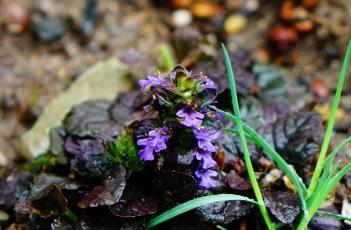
20, 58, 132, 158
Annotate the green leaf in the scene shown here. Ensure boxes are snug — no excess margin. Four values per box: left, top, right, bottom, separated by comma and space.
105, 132, 142, 171
147, 194, 257, 228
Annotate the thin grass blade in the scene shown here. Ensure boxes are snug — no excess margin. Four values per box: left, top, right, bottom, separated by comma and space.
308, 40, 351, 195
159, 43, 175, 71
316, 210, 351, 222
308, 162, 351, 217
221, 44, 273, 229
147, 194, 257, 228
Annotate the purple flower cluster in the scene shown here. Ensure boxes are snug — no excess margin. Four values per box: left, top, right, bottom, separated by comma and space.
137, 69, 221, 189
136, 127, 169, 161
192, 127, 219, 188
176, 107, 219, 188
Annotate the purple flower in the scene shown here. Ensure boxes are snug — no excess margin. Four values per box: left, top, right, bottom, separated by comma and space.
138, 146, 155, 161
195, 168, 218, 188
195, 150, 217, 169
176, 108, 204, 127
139, 75, 165, 90
193, 127, 220, 142
205, 78, 217, 91
137, 127, 169, 161
197, 140, 219, 152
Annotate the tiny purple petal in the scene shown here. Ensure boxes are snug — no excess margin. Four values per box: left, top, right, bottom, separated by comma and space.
153, 141, 167, 152
138, 79, 149, 90
139, 146, 155, 161
195, 169, 218, 188
193, 127, 220, 141
215, 111, 224, 120
195, 150, 217, 169
205, 79, 218, 91
139, 75, 165, 90
136, 137, 150, 146
198, 140, 219, 152
176, 108, 204, 128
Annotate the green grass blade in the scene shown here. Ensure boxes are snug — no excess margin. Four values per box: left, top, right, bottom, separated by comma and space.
159, 43, 175, 71
147, 194, 257, 228
318, 136, 351, 187
297, 161, 351, 230
316, 210, 351, 222
221, 44, 273, 229
309, 162, 351, 217
308, 40, 351, 195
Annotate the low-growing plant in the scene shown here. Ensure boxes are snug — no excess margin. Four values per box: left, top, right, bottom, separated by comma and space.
147, 41, 351, 229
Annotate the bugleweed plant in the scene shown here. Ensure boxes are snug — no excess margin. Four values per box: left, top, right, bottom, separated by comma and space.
147, 41, 351, 229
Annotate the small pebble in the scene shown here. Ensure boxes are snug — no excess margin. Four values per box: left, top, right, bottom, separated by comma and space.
171, 0, 192, 9
0, 151, 7, 167
303, 0, 318, 9
0, 209, 9, 222
0, 1, 29, 34
280, 0, 295, 22
261, 168, 282, 187
224, 14, 248, 35
253, 48, 270, 64
172, 9, 193, 27
341, 199, 351, 226
295, 20, 314, 33
283, 175, 296, 192
267, 26, 298, 53
245, 0, 259, 12
190, 2, 221, 19
31, 13, 65, 42
308, 78, 329, 99
313, 104, 347, 122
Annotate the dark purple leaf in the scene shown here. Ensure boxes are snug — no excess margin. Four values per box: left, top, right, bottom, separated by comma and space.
193, 51, 254, 96
78, 165, 126, 208
258, 112, 324, 176
109, 183, 157, 218
17, 185, 68, 218
226, 170, 251, 190
264, 190, 300, 224
196, 199, 253, 224
153, 169, 198, 210
14, 200, 34, 214
31, 174, 79, 199
78, 186, 116, 208
309, 216, 341, 230
0, 169, 29, 208
109, 194, 157, 218
216, 132, 260, 171
65, 137, 113, 177
63, 100, 121, 137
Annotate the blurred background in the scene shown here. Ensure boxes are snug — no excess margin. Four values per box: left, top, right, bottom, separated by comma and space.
0, 0, 351, 164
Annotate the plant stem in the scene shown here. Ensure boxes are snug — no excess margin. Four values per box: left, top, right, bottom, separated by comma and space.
308, 40, 351, 196
221, 44, 274, 230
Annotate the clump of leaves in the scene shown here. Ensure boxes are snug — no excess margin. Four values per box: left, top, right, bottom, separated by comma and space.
105, 131, 142, 171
